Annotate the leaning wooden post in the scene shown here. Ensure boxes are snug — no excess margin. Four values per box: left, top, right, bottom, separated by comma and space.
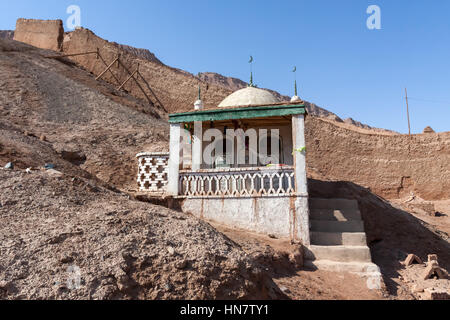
167, 123, 181, 196
116, 53, 121, 69
137, 71, 166, 111
292, 113, 310, 245
117, 69, 138, 90
97, 54, 121, 85
96, 57, 118, 81
118, 60, 153, 105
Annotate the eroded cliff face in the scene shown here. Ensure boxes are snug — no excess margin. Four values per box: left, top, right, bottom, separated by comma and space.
14, 19, 63, 51
306, 117, 450, 200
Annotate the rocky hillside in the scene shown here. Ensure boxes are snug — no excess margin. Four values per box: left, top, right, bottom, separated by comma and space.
111, 42, 163, 65
197, 72, 340, 120
197, 72, 248, 92
0, 38, 167, 191
61, 28, 232, 113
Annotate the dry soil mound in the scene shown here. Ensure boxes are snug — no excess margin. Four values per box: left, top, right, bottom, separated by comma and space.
0, 170, 280, 300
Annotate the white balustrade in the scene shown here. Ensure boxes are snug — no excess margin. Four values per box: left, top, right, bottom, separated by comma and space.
179, 167, 295, 198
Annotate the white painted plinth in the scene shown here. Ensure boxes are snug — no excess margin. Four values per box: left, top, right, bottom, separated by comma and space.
181, 195, 309, 243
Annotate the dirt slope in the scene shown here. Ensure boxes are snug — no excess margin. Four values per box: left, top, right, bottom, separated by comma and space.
0, 38, 168, 191
0, 170, 283, 300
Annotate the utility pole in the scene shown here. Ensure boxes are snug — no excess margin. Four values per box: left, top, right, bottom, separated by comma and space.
405, 88, 411, 136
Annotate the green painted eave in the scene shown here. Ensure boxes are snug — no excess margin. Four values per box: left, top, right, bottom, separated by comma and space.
169, 104, 307, 123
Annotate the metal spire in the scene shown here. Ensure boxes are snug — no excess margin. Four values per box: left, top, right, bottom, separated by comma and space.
198, 85, 201, 100
293, 66, 298, 96
248, 56, 255, 87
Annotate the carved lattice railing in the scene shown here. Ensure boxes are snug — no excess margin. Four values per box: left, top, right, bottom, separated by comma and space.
136, 152, 169, 192
179, 167, 295, 198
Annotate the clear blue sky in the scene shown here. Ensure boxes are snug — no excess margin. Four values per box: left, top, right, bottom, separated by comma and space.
1, 0, 449, 133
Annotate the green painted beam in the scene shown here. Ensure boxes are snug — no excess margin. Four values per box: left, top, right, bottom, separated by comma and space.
169, 104, 307, 123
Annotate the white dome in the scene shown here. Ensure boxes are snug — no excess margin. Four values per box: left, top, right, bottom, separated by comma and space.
218, 87, 281, 108
290, 95, 301, 103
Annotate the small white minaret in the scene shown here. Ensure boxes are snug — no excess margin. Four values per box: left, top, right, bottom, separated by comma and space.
194, 85, 204, 110
291, 66, 301, 102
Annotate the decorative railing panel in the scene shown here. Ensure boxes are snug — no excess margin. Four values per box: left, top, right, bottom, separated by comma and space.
136, 152, 169, 193
179, 168, 295, 198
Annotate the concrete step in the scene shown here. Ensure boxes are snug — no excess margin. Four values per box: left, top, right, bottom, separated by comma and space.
310, 198, 359, 210
305, 260, 383, 287
310, 208, 362, 221
305, 245, 372, 263
310, 220, 365, 232
304, 260, 380, 274
311, 232, 367, 246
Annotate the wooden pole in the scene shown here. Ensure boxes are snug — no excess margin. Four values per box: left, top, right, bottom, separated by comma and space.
96, 58, 118, 81
117, 69, 138, 90
97, 53, 121, 85
44, 51, 98, 59
118, 60, 153, 105
137, 70, 166, 111
405, 88, 411, 136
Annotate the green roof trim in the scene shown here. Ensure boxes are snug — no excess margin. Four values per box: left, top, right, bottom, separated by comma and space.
169, 104, 307, 123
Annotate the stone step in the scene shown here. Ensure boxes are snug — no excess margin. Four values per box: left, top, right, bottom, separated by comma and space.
310, 208, 362, 221
311, 232, 367, 246
305, 245, 372, 263
310, 198, 359, 210
310, 220, 365, 232
305, 260, 383, 287
304, 260, 380, 274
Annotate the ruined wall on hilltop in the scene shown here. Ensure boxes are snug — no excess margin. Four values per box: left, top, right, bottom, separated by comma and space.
306, 117, 450, 200
61, 28, 232, 114
14, 19, 63, 51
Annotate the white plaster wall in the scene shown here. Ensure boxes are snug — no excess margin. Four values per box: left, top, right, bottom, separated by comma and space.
182, 196, 308, 242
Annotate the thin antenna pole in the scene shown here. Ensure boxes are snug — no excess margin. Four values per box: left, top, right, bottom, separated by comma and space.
405, 88, 411, 136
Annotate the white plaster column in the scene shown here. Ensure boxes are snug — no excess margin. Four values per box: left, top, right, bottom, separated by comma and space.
192, 121, 203, 171
292, 114, 310, 245
292, 114, 308, 195
167, 123, 181, 196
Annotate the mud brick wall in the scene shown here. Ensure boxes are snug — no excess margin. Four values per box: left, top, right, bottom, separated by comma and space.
14, 18, 64, 52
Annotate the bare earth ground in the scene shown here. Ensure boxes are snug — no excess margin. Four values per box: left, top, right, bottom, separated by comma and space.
212, 224, 385, 300
0, 170, 283, 300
